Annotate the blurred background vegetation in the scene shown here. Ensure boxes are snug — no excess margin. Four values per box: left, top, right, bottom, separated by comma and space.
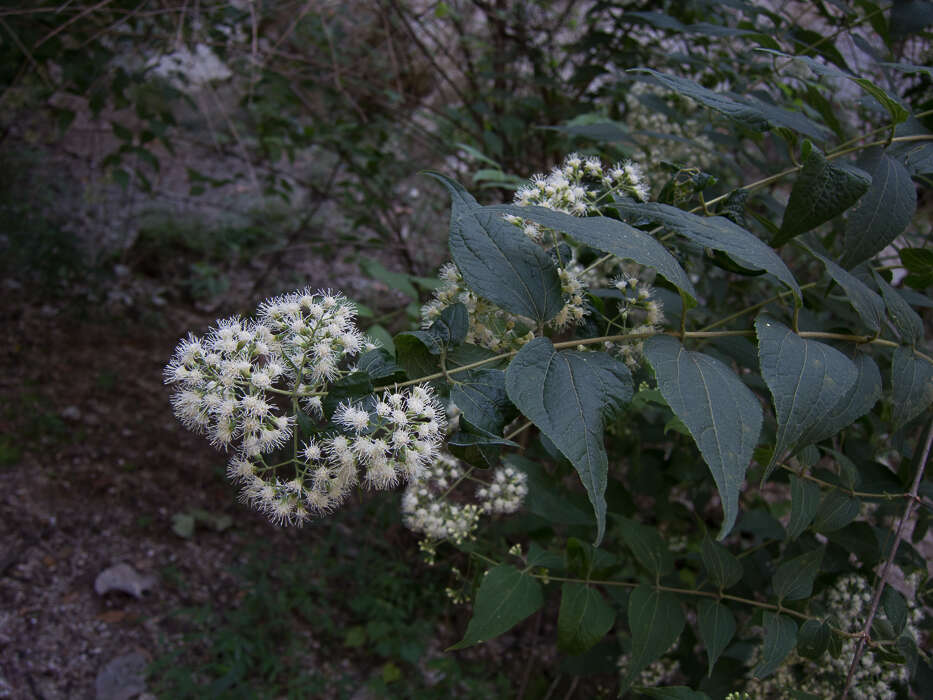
1, 0, 931, 697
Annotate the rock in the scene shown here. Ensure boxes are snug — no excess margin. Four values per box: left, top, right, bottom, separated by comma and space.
61, 406, 82, 421
95, 651, 147, 700
94, 563, 157, 599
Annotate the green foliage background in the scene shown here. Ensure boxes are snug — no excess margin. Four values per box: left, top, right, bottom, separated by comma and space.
3, 0, 933, 697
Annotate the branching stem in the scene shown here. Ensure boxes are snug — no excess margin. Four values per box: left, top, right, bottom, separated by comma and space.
841, 417, 933, 699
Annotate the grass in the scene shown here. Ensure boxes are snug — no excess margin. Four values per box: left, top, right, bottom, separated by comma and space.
150, 496, 511, 698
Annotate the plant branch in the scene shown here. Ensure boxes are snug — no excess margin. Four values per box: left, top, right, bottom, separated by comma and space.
394, 326, 933, 390
841, 417, 933, 699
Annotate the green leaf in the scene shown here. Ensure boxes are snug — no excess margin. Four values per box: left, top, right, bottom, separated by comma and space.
812, 490, 859, 533
506, 338, 632, 544
450, 369, 512, 434
633, 70, 768, 127
322, 372, 373, 417
797, 619, 831, 660
842, 150, 917, 268
897, 634, 919, 678
874, 272, 923, 346
799, 354, 882, 447
171, 512, 195, 539
766, 51, 909, 125
882, 586, 908, 635
447, 425, 517, 448
775, 147, 871, 245
900, 248, 933, 289
697, 600, 736, 676
631, 69, 831, 140
646, 336, 763, 539
426, 172, 563, 325
853, 79, 910, 124
393, 333, 438, 380
487, 204, 697, 303
433, 303, 469, 346
756, 315, 858, 479
773, 547, 824, 601
891, 346, 933, 429
557, 583, 616, 655
619, 518, 674, 577
621, 586, 685, 692
807, 246, 884, 333
449, 565, 544, 650
357, 348, 403, 381
359, 257, 419, 300
753, 613, 798, 679
787, 475, 821, 540
381, 661, 402, 684
615, 201, 800, 298
700, 535, 743, 589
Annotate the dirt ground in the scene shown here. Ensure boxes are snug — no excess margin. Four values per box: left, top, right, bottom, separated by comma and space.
0, 281, 355, 699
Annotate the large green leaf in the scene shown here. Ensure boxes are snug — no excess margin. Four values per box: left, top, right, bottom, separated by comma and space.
900, 247, 933, 289
619, 518, 674, 577
775, 147, 871, 246
697, 600, 736, 676
632, 69, 831, 141
700, 535, 743, 589
753, 613, 798, 679
891, 347, 933, 429
812, 491, 859, 533
873, 272, 923, 346
645, 336, 762, 539
756, 315, 858, 479
808, 246, 884, 333
557, 582, 616, 654
802, 353, 881, 447
396, 303, 469, 357
505, 338, 632, 544
449, 565, 544, 650
761, 51, 910, 126
883, 587, 908, 636
486, 204, 697, 302
842, 150, 917, 268
450, 368, 512, 434
787, 475, 821, 540
359, 256, 419, 300
773, 547, 824, 601
615, 201, 800, 298
426, 172, 563, 324
621, 586, 685, 692
431, 302, 469, 346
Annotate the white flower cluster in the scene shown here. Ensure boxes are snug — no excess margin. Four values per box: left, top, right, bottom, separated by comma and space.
747, 574, 923, 699
602, 274, 664, 369
165, 288, 447, 526
622, 80, 716, 176
165, 316, 296, 453
401, 453, 528, 544
512, 152, 649, 219
475, 464, 529, 514
230, 386, 446, 525
423, 154, 654, 351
